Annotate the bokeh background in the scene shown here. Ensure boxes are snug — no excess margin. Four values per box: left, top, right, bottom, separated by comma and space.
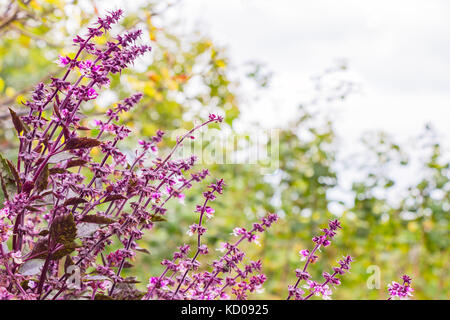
0, 0, 448, 299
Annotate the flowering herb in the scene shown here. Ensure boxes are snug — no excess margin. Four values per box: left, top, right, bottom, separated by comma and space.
387, 275, 414, 300
287, 219, 352, 300
0, 10, 413, 301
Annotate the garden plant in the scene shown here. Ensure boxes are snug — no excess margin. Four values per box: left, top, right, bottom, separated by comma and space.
0, 10, 415, 301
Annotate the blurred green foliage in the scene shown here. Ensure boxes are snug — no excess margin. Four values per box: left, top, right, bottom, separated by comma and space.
0, 0, 448, 299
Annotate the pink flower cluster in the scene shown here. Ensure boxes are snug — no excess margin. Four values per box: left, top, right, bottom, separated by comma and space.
143, 179, 279, 300
287, 219, 352, 300
0, 10, 414, 301
0, 10, 225, 300
388, 275, 414, 299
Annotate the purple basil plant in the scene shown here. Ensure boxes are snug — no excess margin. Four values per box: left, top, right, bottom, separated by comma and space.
0, 10, 412, 300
